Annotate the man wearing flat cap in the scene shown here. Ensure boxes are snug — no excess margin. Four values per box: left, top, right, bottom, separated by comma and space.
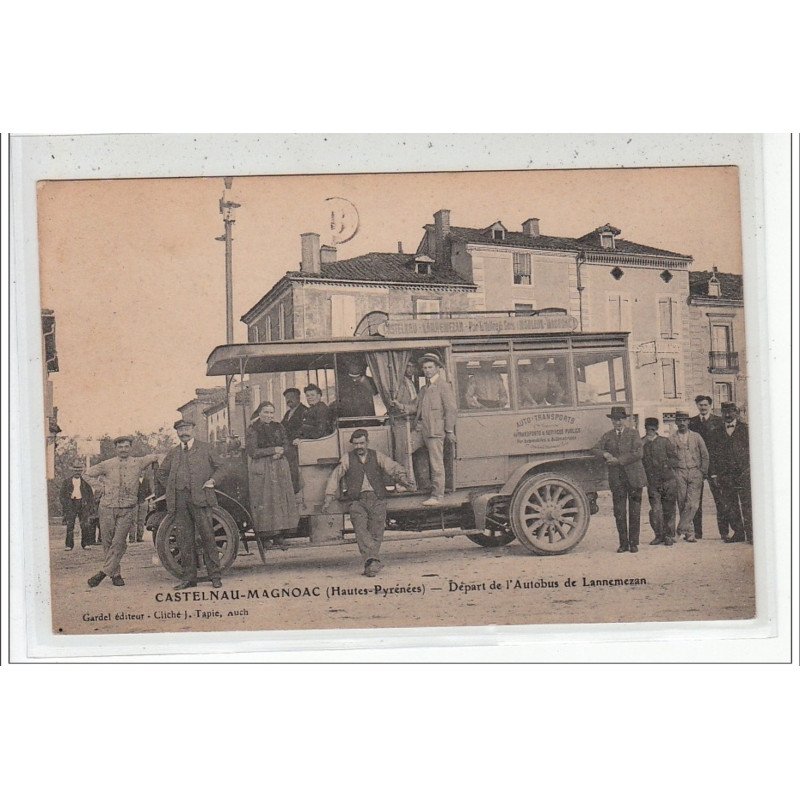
414, 352, 457, 506
59, 459, 95, 551
158, 419, 226, 589
592, 407, 647, 552
83, 436, 160, 587
641, 418, 679, 546
709, 402, 752, 543
670, 411, 709, 543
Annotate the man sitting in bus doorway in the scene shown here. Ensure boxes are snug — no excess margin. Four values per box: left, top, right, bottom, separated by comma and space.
322, 429, 414, 577
414, 353, 457, 507
592, 407, 647, 553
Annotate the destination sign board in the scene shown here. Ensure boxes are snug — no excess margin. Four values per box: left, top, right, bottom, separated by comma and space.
381, 314, 579, 337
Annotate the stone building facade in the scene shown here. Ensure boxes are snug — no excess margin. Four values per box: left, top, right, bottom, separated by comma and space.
687, 268, 747, 415
177, 387, 228, 441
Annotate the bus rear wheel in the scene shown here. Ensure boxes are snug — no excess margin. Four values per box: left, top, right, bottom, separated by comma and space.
155, 507, 240, 579
509, 472, 590, 555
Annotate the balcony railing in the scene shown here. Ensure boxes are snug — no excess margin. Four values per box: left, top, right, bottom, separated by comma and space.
709, 351, 739, 372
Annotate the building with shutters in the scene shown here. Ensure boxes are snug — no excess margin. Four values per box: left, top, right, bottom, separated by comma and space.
687, 268, 747, 415
415, 211, 694, 427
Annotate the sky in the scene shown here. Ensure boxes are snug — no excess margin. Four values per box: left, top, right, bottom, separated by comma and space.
38, 166, 743, 438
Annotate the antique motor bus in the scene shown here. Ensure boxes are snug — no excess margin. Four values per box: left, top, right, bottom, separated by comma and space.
148, 313, 633, 578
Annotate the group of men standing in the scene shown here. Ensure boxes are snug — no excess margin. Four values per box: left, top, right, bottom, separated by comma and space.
594, 396, 752, 552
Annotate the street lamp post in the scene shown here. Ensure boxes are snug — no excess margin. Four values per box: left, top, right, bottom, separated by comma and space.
215, 178, 242, 443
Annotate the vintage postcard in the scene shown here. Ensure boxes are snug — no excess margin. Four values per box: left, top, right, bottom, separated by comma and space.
11, 134, 781, 657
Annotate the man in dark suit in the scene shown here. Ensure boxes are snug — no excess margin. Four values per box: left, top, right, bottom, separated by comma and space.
281, 387, 307, 493
157, 419, 226, 589
688, 394, 726, 539
641, 418, 679, 546
59, 459, 95, 550
709, 402, 752, 544
592, 407, 648, 553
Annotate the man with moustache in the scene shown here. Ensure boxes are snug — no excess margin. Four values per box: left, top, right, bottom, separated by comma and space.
688, 394, 725, 539
670, 411, 709, 543
710, 402, 752, 543
157, 419, 226, 589
84, 436, 159, 587
641, 418, 679, 546
592, 407, 647, 553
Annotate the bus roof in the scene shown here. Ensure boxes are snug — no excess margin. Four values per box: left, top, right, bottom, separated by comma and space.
206, 337, 452, 376
206, 329, 629, 376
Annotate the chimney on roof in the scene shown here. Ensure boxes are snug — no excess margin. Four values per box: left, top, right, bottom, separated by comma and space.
522, 218, 540, 238
433, 209, 451, 266
300, 232, 321, 273
320, 244, 337, 264
398, 241, 403, 254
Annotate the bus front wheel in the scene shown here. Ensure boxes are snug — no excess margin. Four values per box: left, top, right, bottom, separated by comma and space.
509, 472, 590, 555
155, 507, 240, 579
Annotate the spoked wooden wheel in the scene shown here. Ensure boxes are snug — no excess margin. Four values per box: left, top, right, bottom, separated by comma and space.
509, 472, 590, 555
155, 507, 240, 579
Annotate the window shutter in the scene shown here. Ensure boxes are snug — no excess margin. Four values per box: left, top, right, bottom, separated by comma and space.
659, 298, 671, 338
607, 294, 622, 330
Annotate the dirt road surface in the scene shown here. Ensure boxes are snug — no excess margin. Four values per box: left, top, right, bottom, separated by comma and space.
47, 490, 755, 637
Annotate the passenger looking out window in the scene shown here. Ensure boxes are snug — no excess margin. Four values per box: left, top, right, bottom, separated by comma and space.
459, 359, 510, 410
517, 356, 568, 407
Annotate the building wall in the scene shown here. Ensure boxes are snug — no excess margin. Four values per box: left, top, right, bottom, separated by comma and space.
687, 302, 747, 415
581, 262, 692, 427
462, 246, 573, 313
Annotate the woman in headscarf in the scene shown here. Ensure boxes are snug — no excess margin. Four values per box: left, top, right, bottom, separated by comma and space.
246, 401, 299, 549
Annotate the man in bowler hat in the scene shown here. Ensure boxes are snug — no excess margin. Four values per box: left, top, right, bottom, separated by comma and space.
157, 419, 226, 589
592, 407, 647, 552
709, 402, 752, 543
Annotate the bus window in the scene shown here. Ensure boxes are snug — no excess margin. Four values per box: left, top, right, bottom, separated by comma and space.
516, 355, 570, 408
574, 352, 628, 405
456, 357, 510, 410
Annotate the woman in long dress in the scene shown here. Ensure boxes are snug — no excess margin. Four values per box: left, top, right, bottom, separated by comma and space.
246, 401, 299, 549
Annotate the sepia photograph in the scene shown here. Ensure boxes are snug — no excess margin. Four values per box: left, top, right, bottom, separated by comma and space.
25, 143, 763, 641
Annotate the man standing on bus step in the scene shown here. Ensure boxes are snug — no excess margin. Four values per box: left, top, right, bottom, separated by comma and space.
592, 407, 647, 553
688, 395, 725, 539
83, 436, 160, 587
414, 353, 457, 507
670, 411, 709, 543
322, 429, 414, 577
158, 419, 226, 590
641, 418, 679, 546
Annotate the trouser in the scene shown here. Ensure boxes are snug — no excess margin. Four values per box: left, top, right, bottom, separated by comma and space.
131, 501, 147, 542
63, 499, 90, 548
610, 483, 642, 548
692, 476, 727, 538
423, 436, 445, 498
647, 480, 677, 541
717, 475, 753, 541
348, 492, 387, 562
285, 444, 301, 493
675, 467, 703, 538
173, 490, 221, 582
98, 506, 136, 577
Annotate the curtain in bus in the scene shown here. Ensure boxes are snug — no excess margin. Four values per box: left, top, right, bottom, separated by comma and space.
366, 350, 415, 410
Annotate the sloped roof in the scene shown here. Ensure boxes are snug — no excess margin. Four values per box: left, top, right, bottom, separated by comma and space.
285, 252, 474, 287
689, 270, 743, 302
436, 224, 692, 259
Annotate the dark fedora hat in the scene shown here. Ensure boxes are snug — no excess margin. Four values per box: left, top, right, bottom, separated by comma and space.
418, 352, 444, 368
173, 419, 195, 430
606, 406, 628, 419
720, 401, 739, 411
644, 417, 659, 428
